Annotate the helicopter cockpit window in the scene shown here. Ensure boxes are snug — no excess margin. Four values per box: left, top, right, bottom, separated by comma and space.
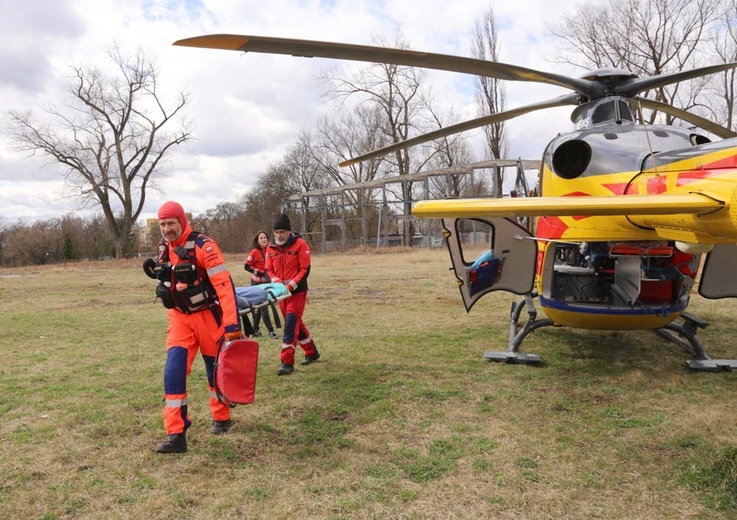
591, 101, 616, 124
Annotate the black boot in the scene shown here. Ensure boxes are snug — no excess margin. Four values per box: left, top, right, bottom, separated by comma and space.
300, 350, 321, 366
155, 433, 187, 453
210, 419, 232, 435
277, 362, 294, 376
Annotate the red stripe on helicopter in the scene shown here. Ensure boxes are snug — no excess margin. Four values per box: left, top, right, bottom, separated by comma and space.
676, 154, 737, 186
677, 170, 716, 186
563, 192, 592, 221
647, 176, 667, 194
602, 183, 629, 195
624, 183, 640, 195
536, 215, 570, 240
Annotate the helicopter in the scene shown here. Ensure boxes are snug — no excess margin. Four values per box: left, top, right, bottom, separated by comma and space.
174, 34, 737, 371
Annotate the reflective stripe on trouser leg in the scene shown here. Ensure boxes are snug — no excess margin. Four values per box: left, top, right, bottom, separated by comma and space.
298, 334, 317, 356
280, 345, 296, 365
204, 353, 231, 420
163, 346, 191, 434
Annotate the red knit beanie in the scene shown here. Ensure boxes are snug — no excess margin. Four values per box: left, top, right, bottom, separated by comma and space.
157, 201, 188, 228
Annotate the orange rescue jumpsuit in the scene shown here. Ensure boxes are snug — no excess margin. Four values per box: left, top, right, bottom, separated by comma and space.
160, 225, 241, 435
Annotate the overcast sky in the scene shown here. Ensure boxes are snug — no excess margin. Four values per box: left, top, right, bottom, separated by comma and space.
0, 0, 597, 224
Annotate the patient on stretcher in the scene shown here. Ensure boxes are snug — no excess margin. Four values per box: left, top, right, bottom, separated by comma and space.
235, 282, 290, 338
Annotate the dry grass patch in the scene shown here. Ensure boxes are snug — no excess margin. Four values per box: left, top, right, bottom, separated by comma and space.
1, 248, 737, 519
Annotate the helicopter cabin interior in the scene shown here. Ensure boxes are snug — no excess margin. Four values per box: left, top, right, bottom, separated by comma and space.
541, 241, 697, 308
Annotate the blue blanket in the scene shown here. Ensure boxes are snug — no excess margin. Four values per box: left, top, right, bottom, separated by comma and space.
235, 283, 288, 310
260, 282, 290, 298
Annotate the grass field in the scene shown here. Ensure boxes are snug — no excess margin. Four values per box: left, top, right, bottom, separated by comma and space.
2, 248, 737, 519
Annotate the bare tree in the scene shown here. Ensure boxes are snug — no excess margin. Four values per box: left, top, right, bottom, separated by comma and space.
0, 213, 114, 266
313, 105, 386, 204
710, 0, 737, 130
473, 6, 507, 161
551, 0, 722, 125
319, 34, 431, 245
6, 47, 191, 258
194, 202, 250, 254
420, 99, 476, 198
242, 164, 297, 236
472, 6, 508, 197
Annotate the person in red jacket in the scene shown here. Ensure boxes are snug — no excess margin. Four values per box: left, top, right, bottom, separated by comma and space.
243, 230, 277, 339
149, 201, 244, 454
265, 213, 320, 376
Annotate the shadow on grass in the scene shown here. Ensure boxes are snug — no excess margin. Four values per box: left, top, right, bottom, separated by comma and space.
519, 327, 701, 378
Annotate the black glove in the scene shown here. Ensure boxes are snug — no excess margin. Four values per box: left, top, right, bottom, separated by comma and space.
143, 258, 157, 279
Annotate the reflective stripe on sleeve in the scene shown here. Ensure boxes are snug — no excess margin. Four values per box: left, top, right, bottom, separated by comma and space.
207, 264, 228, 277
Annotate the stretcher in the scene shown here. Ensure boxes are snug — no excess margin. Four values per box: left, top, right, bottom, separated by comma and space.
235, 282, 290, 336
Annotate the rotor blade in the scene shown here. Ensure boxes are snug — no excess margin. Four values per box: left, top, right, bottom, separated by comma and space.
173, 34, 596, 94
338, 94, 579, 167
634, 97, 737, 139
412, 193, 723, 219
618, 62, 737, 97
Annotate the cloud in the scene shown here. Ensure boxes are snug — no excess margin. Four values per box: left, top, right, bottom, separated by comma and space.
0, 0, 85, 92
0, 0, 586, 223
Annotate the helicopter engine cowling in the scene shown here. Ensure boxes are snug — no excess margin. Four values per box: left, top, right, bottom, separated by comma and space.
546, 123, 697, 182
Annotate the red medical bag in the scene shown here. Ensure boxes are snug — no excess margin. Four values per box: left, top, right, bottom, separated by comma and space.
214, 338, 259, 406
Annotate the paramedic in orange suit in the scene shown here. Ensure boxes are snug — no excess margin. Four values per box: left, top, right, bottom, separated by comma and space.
153, 201, 243, 454
265, 212, 320, 376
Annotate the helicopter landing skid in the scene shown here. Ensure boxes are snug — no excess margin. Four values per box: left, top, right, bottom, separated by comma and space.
483, 293, 551, 365
656, 312, 737, 371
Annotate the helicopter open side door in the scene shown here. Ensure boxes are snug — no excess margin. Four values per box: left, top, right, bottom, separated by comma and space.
442, 217, 537, 312
699, 243, 737, 299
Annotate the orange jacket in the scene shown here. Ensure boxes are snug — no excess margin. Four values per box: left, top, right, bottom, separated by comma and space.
164, 225, 240, 333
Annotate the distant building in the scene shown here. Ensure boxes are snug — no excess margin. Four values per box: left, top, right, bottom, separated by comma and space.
134, 214, 192, 254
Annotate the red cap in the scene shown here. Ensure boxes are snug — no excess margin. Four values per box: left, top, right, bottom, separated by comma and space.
157, 201, 188, 228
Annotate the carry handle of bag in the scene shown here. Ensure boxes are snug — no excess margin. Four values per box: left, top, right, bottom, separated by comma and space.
214, 336, 237, 408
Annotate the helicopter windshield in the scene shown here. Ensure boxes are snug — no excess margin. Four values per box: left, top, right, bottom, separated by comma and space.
573, 98, 635, 128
